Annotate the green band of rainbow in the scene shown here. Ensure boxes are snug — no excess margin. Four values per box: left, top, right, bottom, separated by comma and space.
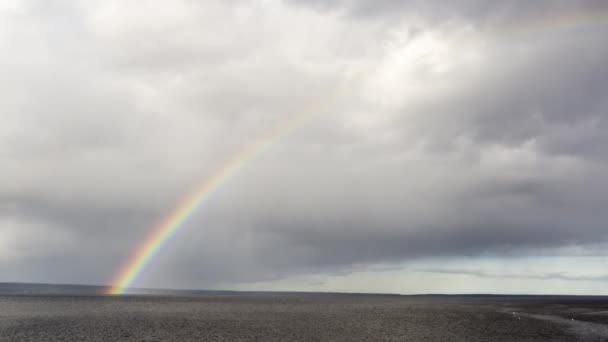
107, 110, 314, 295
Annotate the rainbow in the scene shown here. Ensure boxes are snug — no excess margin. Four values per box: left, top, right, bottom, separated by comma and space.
106, 108, 318, 295
107, 7, 608, 295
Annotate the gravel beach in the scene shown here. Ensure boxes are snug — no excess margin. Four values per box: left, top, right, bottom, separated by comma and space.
2, 292, 608, 341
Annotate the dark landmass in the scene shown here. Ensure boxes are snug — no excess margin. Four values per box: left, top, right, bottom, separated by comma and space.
1, 283, 608, 341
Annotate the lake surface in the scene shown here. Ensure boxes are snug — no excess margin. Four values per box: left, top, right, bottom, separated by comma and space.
1, 285, 608, 341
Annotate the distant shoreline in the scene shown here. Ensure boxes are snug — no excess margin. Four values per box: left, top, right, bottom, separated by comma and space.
1, 282, 607, 298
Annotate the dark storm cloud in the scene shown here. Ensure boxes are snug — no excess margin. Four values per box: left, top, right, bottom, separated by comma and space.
1, 0, 607, 289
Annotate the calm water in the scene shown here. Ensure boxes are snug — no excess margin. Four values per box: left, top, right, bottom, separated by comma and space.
1, 285, 608, 341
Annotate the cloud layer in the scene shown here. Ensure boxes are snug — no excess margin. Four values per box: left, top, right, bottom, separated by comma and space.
1, 0, 607, 292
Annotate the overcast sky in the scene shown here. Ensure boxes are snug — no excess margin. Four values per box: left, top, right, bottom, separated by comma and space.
1, 0, 608, 295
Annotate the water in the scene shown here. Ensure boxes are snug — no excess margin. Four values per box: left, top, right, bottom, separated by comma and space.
1, 284, 607, 341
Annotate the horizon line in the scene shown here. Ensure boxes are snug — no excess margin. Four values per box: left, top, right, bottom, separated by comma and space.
1, 281, 607, 297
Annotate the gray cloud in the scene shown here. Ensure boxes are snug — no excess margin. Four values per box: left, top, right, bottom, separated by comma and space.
416, 268, 608, 283
288, 0, 608, 26
1, 0, 607, 291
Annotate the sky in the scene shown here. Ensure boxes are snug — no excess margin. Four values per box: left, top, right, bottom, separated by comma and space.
1, 0, 608, 295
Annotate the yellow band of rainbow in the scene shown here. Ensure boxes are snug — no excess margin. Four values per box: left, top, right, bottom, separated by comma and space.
107, 103, 325, 295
